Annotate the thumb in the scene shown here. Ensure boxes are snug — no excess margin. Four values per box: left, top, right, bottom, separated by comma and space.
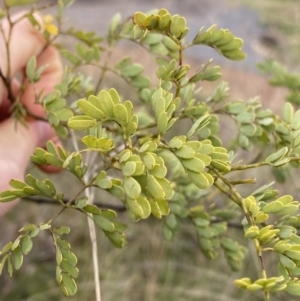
0, 119, 53, 173
0, 119, 53, 216
0, 118, 53, 216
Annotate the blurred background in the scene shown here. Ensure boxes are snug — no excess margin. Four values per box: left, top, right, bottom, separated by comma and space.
0, 0, 300, 300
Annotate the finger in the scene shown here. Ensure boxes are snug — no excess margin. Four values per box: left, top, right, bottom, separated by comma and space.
0, 13, 45, 77
0, 12, 62, 113
0, 118, 53, 170
0, 118, 54, 215
0, 13, 44, 104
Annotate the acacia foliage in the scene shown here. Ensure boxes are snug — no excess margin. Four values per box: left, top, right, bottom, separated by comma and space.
1, 1, 300, 300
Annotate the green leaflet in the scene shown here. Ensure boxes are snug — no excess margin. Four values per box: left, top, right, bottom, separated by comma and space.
13, 246, 23, 270
123, 177, 141, 199
174, 145, 195, 159
181, 157, 205, 172
265, 147, 288, 164
291, 110, 300, 130
126, 198, 143, 218
21, 235, 32, 255
93, 215, 115, 232
122, 161, 136, 177
282, 102, 294, 124
170, 15, 187, 38
147, 175, 165, 200
188, 171, 212, 189
286, 282, 300, 296
120, 64, 143, 77
62, 272, 77, 296
113, 104, 129, 126
61, 260, 79, 279
137, 195, 151, 219
77, 99, 105, 120
67, 116, 97, 130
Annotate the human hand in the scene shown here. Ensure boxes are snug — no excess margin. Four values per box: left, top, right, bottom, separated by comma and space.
0, 13, 62, 216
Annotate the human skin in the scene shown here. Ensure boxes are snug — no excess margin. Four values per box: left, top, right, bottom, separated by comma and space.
0, 13, 62, 216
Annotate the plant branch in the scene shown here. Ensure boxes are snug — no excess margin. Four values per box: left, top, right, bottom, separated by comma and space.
213, 180, 240, 207
209, 166, 270, 301
94, 47, 113, 93
231, 162, 270, 171
231, 156, 300, 171
230, 178, 256, 185
21, 196, 126, 211
70, 130, 101, 301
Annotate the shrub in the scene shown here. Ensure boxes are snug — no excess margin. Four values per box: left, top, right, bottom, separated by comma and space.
1, 1, 300, 300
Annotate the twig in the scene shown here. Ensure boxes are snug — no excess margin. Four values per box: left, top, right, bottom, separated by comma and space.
70, 130, 102, 301
21, 196, 126, 211
213, 180, 240, 207
231, 162, 269, 171
94, 48, 113, 94
230, 178, 256, 185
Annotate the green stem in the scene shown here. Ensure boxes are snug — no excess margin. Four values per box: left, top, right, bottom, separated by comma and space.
254, 239, 270, 301
210, 166, 270, 301
213, 180, 241, 207
178, 41, 183, 67
94, 49, 113, 93
231, 156, 300, 171
231, 162, 270, 171
230, 178, 256, 185
51, 175, 97, 222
